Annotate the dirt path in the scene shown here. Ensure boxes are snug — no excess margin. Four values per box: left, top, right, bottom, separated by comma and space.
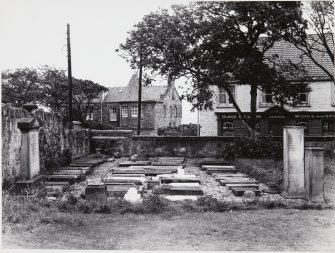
3, 209, 335, 251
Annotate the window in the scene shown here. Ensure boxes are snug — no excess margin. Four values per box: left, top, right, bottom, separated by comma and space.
297, 120, 309, 136
86, 112, 93, 120
163, 105, 166, 118
322, 120, 335, 136
174, 105, 178, 117
131, 106, 138, 117
109, 107, 117, 121
219, 86, 235, 105
261, 87, 273, 104
298, 84, 309, 104
121, 106, 128, 117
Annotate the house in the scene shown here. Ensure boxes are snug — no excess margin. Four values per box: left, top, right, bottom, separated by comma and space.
200, 38, 335, 137
100, 74, 182, 133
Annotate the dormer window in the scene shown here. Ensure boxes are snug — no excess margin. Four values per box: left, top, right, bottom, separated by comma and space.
219, 86, 235, 106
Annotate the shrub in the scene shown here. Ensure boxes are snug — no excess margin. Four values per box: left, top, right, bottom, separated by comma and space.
59, 149, 72, 166
67, 193, 79, 205
223, 137, 283, 160
197, 196, 231, 212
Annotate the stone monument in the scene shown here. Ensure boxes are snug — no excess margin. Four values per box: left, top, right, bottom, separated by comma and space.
16, 103, 44, 192
283, 126, 305, 198
305, 147, 325, 203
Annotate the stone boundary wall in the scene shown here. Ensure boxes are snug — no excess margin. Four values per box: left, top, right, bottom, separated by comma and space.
128, 136, 335, 158
2, 104, 91, 183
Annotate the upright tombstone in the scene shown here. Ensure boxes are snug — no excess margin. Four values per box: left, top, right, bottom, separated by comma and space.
16, 103, 44, 192
283, 126, 305, 198
305, 147, 325, 203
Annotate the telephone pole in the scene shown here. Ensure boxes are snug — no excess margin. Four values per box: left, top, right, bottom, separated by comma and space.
67, 23, 73, 129
137, 43, 143, 136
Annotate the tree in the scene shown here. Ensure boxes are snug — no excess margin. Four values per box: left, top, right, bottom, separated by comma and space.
286, 1, 334, 81
72, 78, 108, 121
118, 2, 308, 138
1, 66, 107, 121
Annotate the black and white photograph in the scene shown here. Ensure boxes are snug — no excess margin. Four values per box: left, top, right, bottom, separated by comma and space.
1, 0, 334, 251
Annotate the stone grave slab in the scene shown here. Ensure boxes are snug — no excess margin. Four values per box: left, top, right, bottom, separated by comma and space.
219, 178, 258, 186
203, 165, 236, 169
118, 161, 151, 167
147, 180, 161, 189
105, 183, 141, 197
111, 173, 146, 177
60, 166, 90, 173
154, 157, 185, 162
152, 161, 183, 166
85, 183, 107, 202
199, 159, 230, 166
231, 186, 261, 197
164, 195, 198, 201
162, 185, 204, 195
225, 183, 259, 190
54, 170, 84, 175
168, 183, 200, 187
160, 176, 201, 184
113, 167, 176, 175
206, 168, 237, 175
128, 165, 181, 172
102, 176, 146, 185
212, 173, 248, 178
45, 174, 79, 183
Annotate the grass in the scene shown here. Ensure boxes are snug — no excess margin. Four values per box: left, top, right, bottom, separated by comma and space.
3, 209, 335, 250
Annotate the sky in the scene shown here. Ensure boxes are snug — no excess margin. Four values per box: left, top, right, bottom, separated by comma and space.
0, 0, 198, 123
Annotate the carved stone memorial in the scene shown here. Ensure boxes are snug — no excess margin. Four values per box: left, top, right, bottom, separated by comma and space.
16, 103, 44, 192
283, 126, 305, 198
305, 147, 325, 203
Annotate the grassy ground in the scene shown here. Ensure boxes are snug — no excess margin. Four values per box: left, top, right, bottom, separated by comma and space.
3, 209, 335, 250
3, 157, 335, 250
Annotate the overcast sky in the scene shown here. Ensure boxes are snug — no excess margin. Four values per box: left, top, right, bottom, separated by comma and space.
1, 0, 198, 123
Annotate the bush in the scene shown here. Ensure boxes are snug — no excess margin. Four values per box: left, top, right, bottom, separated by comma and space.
197, 196, 231, 212
158, 124, 198, 136
223, 137, 283, 160
59, 149, 72, 166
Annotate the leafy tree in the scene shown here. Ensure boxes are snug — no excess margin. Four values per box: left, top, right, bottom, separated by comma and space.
118, 1, 309, 138
1, 66, 107, 122
72, 78, 108, 121
286, 1, 334, 81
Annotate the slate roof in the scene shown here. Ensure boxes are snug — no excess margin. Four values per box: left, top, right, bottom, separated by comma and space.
264, 35, 334, 80
104, 74, 168, 103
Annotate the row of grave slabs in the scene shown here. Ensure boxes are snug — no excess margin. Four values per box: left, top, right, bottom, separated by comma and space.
85, 157, 280, 202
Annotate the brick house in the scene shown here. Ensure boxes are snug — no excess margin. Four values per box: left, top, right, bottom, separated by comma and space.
99, 74, 182, 132
200, 39, 335, 137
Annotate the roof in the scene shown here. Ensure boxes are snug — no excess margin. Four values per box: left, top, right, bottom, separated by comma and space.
264, 35, 333, 80
104, 74, 168, 103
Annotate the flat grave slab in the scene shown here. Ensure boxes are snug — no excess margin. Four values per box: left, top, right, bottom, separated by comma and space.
199, 158, 230, 165
113, 167, 176, 175
231, 186, 261, 197
118, 161, 151, 167
60, 167, 90, 174
154, 157, 185, 162
206, 168, 237, 174
225, 183, 259, 190
111, 173, 146, 177
160, 176, 201, 184
212, 172, 248, 178
162, 185, 204, 195
219, 178, 258, 186
102, 176, 146, 185
168, 183, 200, 187
164, 195, 198, 201
203, 165, 236, 169
152, 162, 183, 166
54, 170, 84, 175
85, 183, 107, 202
128, 165, 181, 172
45, 174, 79, 183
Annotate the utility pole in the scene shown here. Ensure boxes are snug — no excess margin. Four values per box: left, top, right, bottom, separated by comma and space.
67, 23, 73, 129
137, 43, 143, 135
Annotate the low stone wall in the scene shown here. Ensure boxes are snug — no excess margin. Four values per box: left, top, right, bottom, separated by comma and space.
128, 136, 335, 158
2, 104, 91, 183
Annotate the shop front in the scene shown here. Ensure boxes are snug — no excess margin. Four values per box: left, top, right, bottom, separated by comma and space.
217, 106, 335, 137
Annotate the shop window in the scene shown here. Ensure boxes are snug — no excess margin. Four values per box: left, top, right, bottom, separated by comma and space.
222, 121, 234, 136
322, 120, 335, 136
297, 120, 309, 136
121, 106, 128, 118
109, 107, 117, 121
219, 86, 235, 105
131, 106, 138, 117
261, 87, 273, 104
